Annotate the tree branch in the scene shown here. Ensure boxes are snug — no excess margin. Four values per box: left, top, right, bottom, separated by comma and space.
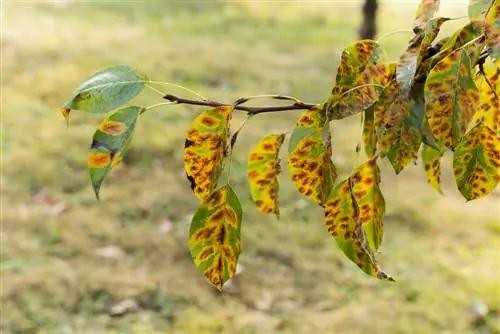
163, 94, 316, 115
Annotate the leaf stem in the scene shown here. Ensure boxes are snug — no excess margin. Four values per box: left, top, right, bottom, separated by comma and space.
225, 115, 253, 185
376, 30, 414, 44
145, 83, 165, 96
144, 101, 177, 112
338, 83, 386, 99
454, 34, 485, 54
147, 80, 208, 100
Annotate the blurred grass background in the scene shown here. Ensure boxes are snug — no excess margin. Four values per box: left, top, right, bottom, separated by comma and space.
2, 0, 499, 333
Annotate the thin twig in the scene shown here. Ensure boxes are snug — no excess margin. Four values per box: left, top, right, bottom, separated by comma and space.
163, 94, 316, 115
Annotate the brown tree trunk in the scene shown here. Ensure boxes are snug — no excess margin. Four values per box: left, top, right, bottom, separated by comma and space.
359, 0, 378, 40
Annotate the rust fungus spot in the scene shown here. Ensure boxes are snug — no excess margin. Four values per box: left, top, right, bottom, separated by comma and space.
248, 169, 259, 178
200, 115, 219, 128
99, 120, 127, 136
89, 151, 111, 168
198, 246, 215, 261
249, 153, 264, 161
256, 179, 271, 187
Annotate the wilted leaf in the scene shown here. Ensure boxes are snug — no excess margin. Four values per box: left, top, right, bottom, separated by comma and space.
328, 41, 391, 119
189, 185, 242, 290
89, 106, 143, 199
422, 144, 444, 194
474, 66, 500, 133
288, 104, 337, 206
484, 2, 500, 60
468, 0, 493, 21
247, 133, 285, 217
62, 65, 144, 120
184, 106, 232, 201
453, 123, 500, 200
424, 49, 479, 150
324, 158, 392, 280
413, 0, 441, 31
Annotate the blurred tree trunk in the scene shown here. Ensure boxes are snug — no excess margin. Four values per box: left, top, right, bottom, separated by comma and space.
359, 0, 378, 40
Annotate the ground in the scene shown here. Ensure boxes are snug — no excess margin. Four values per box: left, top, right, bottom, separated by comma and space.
1, 1, 499, 333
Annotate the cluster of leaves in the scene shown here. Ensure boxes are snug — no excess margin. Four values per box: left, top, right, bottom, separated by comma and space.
61, 0, 499, 290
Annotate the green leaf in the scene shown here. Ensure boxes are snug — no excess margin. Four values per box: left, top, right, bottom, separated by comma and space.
189, 185, 242, 290
425, 48, 480, 150
63, 65, 144, 118
88, 106, 143, 199
485, 2, 500, 60
324, 158, 393, 281
453, 123, 500, 200
422, 144, 444, 194
288, 105, 337, 206
184, 106, 233, 201
247, 133, 285, 217
468, 0, 493, 21
413, 0, 441, 31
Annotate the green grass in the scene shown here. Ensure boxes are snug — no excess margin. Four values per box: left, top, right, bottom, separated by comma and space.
2, 1, 499, 333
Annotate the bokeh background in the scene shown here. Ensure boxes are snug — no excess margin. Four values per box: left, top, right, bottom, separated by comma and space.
2, 0, 499, 333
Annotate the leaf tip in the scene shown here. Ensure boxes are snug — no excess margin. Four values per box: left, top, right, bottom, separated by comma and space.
60, 107, 71, 126
91, 183, 101, 201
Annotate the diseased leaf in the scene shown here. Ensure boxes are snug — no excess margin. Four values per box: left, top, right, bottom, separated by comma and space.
328, 41, 392, 119
416, 17, 451, 68
396, 45, 420, 95
468, 0, 493, 21
375, 81, 421, 173
363, 105, 376, 158
395, 19, 448, 95
453, 123, 500, 200
413, 0, 441, 31
422, 144, 444, 194
350, 158, 385, 251
474, 65, 500, 133
247, 133, 285, 217
333, 40, 381, 89
485, 2, 500, 60
189, 185, 242, 290
63, 65, 144, 120
424, 21, 484, 71
184, 106, 232, 201
386, 103, 423, 174
89, 106, 143, 199
424, 49, 480, 150
324, 158, 393, 281
288, 104, 337, 206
